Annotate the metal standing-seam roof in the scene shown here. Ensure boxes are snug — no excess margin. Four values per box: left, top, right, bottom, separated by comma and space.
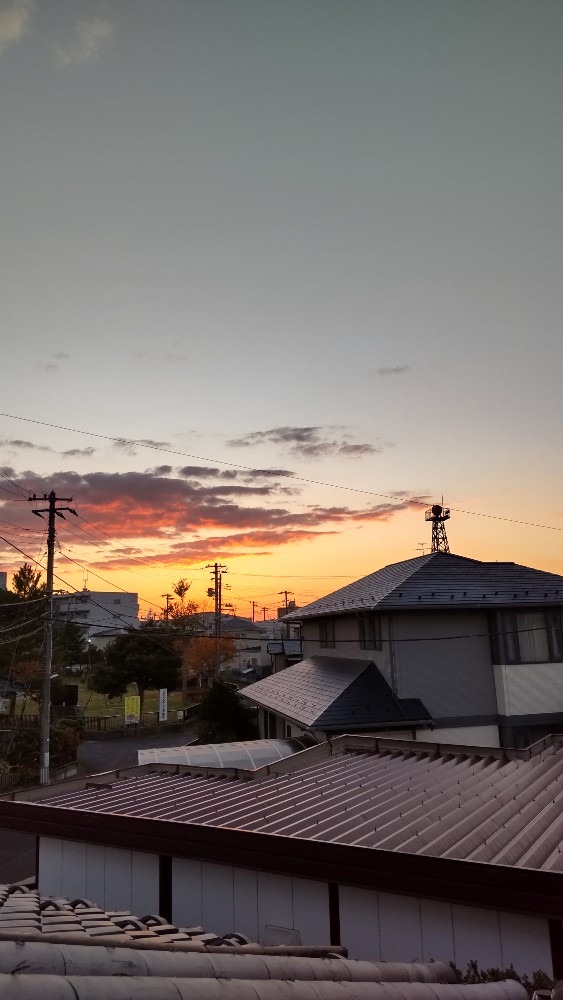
284, 551, 563, 618
240, 656, 431, 731
33, 735, 563, 873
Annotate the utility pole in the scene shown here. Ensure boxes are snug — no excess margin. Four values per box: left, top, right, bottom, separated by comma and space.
251, 600, 257, 623
261, 606, 268, 622
206, 563, 227, 670
278, 590, 293, 612
29, 491, 76, 786
161, 593, 173, 619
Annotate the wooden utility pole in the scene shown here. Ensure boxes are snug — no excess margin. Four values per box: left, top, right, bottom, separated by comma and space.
29, 491, 76, 786
206, 562, 227, 671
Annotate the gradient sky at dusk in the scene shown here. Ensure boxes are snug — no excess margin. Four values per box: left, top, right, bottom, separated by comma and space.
1, 0, 562, 618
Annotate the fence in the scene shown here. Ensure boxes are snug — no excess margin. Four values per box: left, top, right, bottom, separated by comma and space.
0, 711, 178, 731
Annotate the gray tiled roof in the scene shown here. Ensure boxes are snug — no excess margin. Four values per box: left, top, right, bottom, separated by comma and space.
285, 551, 563, 618
0, 883, 246, 946
240, 656, 431, 731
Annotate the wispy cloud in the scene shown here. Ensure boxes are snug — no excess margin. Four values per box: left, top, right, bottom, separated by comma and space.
376, 365, 410, 377
0, 438, 52, 452
53, 16, 114, 70
113, 438, 171, 456
228, 426, 384, 461
0, 0, 32, 56
0, 439, 95, 459
61, 447, 95, 458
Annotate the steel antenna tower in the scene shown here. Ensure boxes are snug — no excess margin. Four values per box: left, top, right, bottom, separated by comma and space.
425, 502, 451, 553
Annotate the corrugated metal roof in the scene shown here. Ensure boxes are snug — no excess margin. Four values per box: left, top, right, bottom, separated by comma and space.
285, 552, 563, 618
39, 736, 563, 874
137, 739, 305, 769
240, 656, 431, 730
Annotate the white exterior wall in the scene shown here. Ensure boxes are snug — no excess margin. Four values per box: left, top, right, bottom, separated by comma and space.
171, 858, 330, 946
55, 590, 140, 641
494, 662, 563, 717
415, 725, 500, 747
338, 886, 552, 977
38, 838, 159, 916
38, 837, 553, 977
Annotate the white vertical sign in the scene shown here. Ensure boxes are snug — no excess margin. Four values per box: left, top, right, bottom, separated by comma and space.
159, 688, 168, 722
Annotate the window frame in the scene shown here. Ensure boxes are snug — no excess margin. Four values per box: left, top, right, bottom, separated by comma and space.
490, 609, 563, 664
358, 613, 383, 651
319, 617, 336, 649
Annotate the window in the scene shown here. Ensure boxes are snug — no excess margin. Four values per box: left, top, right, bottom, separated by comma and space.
319, 618, 335, 648
490, 610, 563, 664
264, 710, 277, 738
358, 614, 382, 651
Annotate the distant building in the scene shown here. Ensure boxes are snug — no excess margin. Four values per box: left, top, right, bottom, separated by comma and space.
54, 589, 139, 644
0, 572, 6, 590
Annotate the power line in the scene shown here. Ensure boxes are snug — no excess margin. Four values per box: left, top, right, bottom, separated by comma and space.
0, 411, 561, 532
0, 466, 30, 498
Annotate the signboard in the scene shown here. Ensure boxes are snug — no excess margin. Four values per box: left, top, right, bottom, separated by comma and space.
124, 695, 140, 725
159, 688, 168, 723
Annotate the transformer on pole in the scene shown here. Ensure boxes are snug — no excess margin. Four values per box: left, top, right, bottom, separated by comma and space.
425, 502, 450, 553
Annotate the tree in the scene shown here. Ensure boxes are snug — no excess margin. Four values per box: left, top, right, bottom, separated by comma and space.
0, 564, 46, 678
11, 563, 45, 600
197, 679, 259, 743
52, 621, 88, 671
89, 629, 181, 715
185, 636, 237, 686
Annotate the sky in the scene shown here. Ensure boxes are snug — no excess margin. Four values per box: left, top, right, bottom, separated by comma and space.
1, 0, 562, 619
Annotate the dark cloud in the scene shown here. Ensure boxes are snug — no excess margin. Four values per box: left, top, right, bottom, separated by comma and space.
61, 447, 95, 458
0, 438, 53, 452
228, 427, 382, 460
0, 439, 95, 459
0, 467, 428, 571
376, 365, 410, 376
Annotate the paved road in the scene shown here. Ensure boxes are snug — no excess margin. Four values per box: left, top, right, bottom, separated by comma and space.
77, 725, 198, 774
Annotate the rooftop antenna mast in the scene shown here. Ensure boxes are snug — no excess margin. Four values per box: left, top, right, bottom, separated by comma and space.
425, 499, 450, 553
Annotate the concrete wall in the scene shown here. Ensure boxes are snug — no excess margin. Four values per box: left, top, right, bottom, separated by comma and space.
38, 836, 553, 978
172, 858, 330, 946
38, 838, 159, 916
338, 885, 552, 976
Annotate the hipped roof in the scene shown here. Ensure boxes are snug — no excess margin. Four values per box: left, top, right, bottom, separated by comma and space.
284, 551, 563, 618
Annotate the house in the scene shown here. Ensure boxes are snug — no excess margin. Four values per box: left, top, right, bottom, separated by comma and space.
242, 552, 563, 748
54, 589, 139, 644
1, 733, 562, 979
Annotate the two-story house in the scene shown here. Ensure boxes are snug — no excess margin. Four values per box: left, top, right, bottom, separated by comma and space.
241, 551, 563, 748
